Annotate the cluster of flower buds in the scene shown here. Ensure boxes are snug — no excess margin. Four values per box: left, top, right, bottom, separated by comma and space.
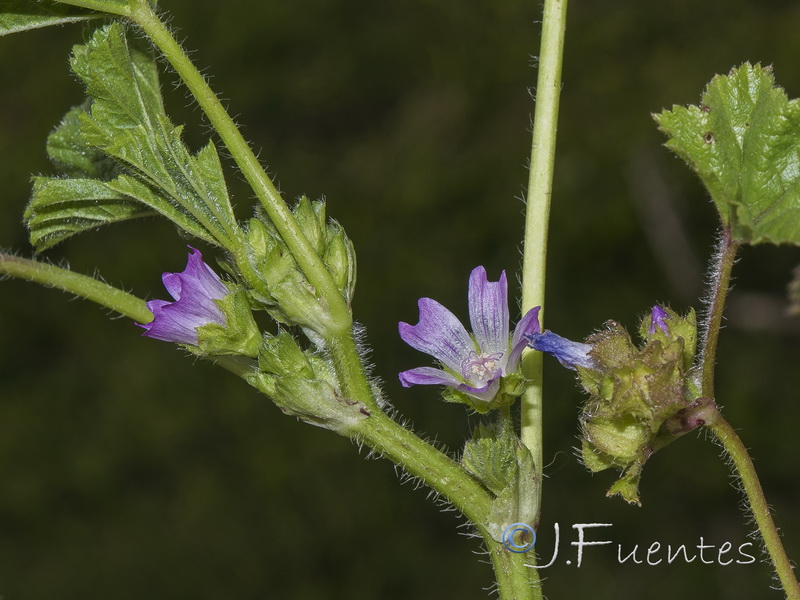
240, 197, 356, 340
530, 306, 711, 505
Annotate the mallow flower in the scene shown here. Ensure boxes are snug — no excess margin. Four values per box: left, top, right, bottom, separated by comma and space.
398, 266, 541, 408
137, 246, 229, 345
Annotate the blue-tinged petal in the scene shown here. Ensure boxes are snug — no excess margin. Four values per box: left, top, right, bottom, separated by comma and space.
506, 306, 542, 371
649, 305, 670, 334
528, 330, 595, 370
399, 297, 475, 372
399, 366, 462, 389
468, 266, 509, 356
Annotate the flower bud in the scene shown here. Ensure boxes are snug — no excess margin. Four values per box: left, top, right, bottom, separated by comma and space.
293, 196, 327, 255
238, 199, 357, 338
323, 224, 357, 305
256, 331, 369, 433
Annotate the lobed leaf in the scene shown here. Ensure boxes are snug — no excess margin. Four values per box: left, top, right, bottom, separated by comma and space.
656, 63, 800, 245
0, 0, 100, 36
25, 22, 239, 250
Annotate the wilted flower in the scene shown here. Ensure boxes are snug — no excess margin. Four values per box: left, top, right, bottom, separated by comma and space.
526, 330, 595, 370
138, 246, 229, 345
398, 266, 541, 405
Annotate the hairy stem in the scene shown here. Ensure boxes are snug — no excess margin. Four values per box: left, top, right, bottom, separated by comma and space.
520, 0, 568, 525
699, 230, 798, 597
352, 410, 541, 599
699, 226, 738, 399
707, 414, 800, 600
489, 544, 540, 600
0, 253, 150, 322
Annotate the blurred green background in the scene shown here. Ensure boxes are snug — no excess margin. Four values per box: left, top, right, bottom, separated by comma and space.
1, 0, 799, 598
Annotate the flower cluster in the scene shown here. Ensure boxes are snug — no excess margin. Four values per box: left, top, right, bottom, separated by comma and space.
530, 305, 701, 505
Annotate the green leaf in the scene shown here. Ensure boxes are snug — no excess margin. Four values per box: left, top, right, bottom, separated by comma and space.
26, 178, 155, 249
45, 102, 116, 178
0, 1, 100, 36
25, 22, 240, 250
656, 62, 800, 245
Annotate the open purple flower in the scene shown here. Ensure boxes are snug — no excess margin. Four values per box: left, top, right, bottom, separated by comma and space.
138, 247, 229, 345
398, 266, 541, 404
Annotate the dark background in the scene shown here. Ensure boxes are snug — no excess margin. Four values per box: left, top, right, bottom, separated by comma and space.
1, 1, 799, 598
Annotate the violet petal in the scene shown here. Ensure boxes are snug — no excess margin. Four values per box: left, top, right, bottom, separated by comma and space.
137, 247, 229, 345
649, 305, 670, 334
506, 306, 542, 372
468, 266, 509, 356
399, 297, 475, 373
399, 366, 462, 389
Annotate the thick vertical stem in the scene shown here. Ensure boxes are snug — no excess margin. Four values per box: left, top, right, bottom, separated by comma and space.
520, 0, 568, 525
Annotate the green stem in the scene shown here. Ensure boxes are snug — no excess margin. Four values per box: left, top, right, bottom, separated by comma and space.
127, 1, 351, 332
489, 544, 540, 600
707, 414, 800, 600
519, 0, 568, 525
0, 253, 150, 322
699, 230, 799, 598
351, 410, 541, 600
354, 410, 492, 524
699, 227, 739, 399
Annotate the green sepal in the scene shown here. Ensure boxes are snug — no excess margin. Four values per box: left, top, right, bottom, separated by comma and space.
656, 63, 800, 245
638, 307, 697, 372
462, 421, 519, 496
462, 416, 539, 542
583, 415, 649, 465
195, 287, 260, 357
255, 331, 369, 433
605, 462, 643, 506
240, 198, 357, 336
258, 330, 314, 378
323, 223, 357, 305
440, 370, 529, 414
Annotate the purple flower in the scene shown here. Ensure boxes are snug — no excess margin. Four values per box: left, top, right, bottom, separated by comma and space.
649, 305, 670, 334
398, 266, 541, 403
137, 247, 229, 345
527, 331, 595, 370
